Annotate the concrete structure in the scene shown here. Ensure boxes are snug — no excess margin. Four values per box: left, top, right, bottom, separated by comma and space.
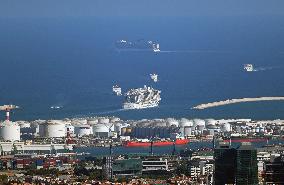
0, 121, 21, 141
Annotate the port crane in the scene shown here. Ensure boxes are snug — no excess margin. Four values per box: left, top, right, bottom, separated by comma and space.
0, 105, 19, 121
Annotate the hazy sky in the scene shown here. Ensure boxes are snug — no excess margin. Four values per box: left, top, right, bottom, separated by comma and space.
1, 0, 284, 18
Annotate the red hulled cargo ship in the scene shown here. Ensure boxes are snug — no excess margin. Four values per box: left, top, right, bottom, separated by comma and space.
123, 138, 189, 147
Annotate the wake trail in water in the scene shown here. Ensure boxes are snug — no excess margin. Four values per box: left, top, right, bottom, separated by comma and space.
253, 66, 282, 72
159, 50, 232, 54
96, 109, 126, 115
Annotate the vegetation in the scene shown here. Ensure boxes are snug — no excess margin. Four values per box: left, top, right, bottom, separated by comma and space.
25, 168, 60, 177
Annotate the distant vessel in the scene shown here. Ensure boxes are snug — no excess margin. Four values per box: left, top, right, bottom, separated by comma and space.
123, 138, 189, 147
123, 85, 161, 109
244, 64, 254, 72
150, 73, 158, 82
112, 85, 122, 96
152, 43, 160, 52
115, 39, 160, 53
50, 106, 62, 109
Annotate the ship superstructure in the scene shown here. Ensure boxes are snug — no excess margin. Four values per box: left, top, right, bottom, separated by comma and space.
244, 64, 254, 72
112, 85, 122, 96
123, 85, 161, 109
150, 73, 158, 82
115, 39, 160, 52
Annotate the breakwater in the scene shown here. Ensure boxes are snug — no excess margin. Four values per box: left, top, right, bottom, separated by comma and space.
192, 97, 284, 110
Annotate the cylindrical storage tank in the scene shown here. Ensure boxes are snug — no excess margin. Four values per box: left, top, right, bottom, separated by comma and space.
222, 123, 231, 132
121, 127, 127, 136
92, 124, 110, 138
110, 117, 120, 123
205, 119, 216, 126
0, 121, 20, 141
184, 126, 192, 136
179, 118, 193, 127
92, 124, 109, 133
114, 123, 122, 135
166, 118, 179, 127
72, 119, 87, 125
45, 120, 66, 138
126, 127, 132, 135
194, 119, 206, 127
87, 118, 98, 125
98, 118, 110, 124
75, 125, 92, 137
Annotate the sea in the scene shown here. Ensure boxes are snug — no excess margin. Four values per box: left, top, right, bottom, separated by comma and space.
0, 16, 284, 121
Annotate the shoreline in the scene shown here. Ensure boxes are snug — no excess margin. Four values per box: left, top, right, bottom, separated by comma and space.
192, 97, 284, 110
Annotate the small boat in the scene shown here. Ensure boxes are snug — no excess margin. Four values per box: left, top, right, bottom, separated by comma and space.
244, 64, 254, 72
150, 74, 158, 82
112, 85, 122, 96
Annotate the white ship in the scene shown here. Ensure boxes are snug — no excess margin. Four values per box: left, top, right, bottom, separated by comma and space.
50, 106, 63, 109
115, 39, 160, 53
112, 85, 122, 96
150, 73, 158, 82
244, 64, 254, 72
123, 85, 161, 109
153, 43, 160, 52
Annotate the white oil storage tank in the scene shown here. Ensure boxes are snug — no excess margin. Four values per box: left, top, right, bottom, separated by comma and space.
205, 119, 216, 126
222, 123, 231, 132
166, 118, 179, 127
98, 117, 110, 124
93, 124, 110, 138
0, 121, 20, 141
44, 120, 66, 138
87, 118, 98, 125
184, 126, 192, 136
75, 125, 92, 137
179, 118, 193, 127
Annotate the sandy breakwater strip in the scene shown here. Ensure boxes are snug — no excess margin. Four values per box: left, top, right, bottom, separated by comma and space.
192, 97, 284, 110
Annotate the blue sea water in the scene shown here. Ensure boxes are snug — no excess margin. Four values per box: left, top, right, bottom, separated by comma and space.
0, 16, 284, 121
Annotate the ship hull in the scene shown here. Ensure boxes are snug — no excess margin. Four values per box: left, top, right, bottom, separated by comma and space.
124, 139, 189, 147
222, 138, 268, 143
123, 102, 159, 110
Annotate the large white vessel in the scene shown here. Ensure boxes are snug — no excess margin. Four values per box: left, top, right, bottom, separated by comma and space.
244, 64, 254, 72
123, 85, 161, 109
112, 85, 122, 96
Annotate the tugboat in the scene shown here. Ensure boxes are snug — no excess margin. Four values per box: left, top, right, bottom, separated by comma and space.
112, 85, 122, 96
244, 64, 254, 72
150, 73, 158, 82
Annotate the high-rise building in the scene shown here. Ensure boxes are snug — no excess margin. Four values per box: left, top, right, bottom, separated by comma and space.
264, 155, 284, 184
236, 142, 258, 185
214, 142, 237, 185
